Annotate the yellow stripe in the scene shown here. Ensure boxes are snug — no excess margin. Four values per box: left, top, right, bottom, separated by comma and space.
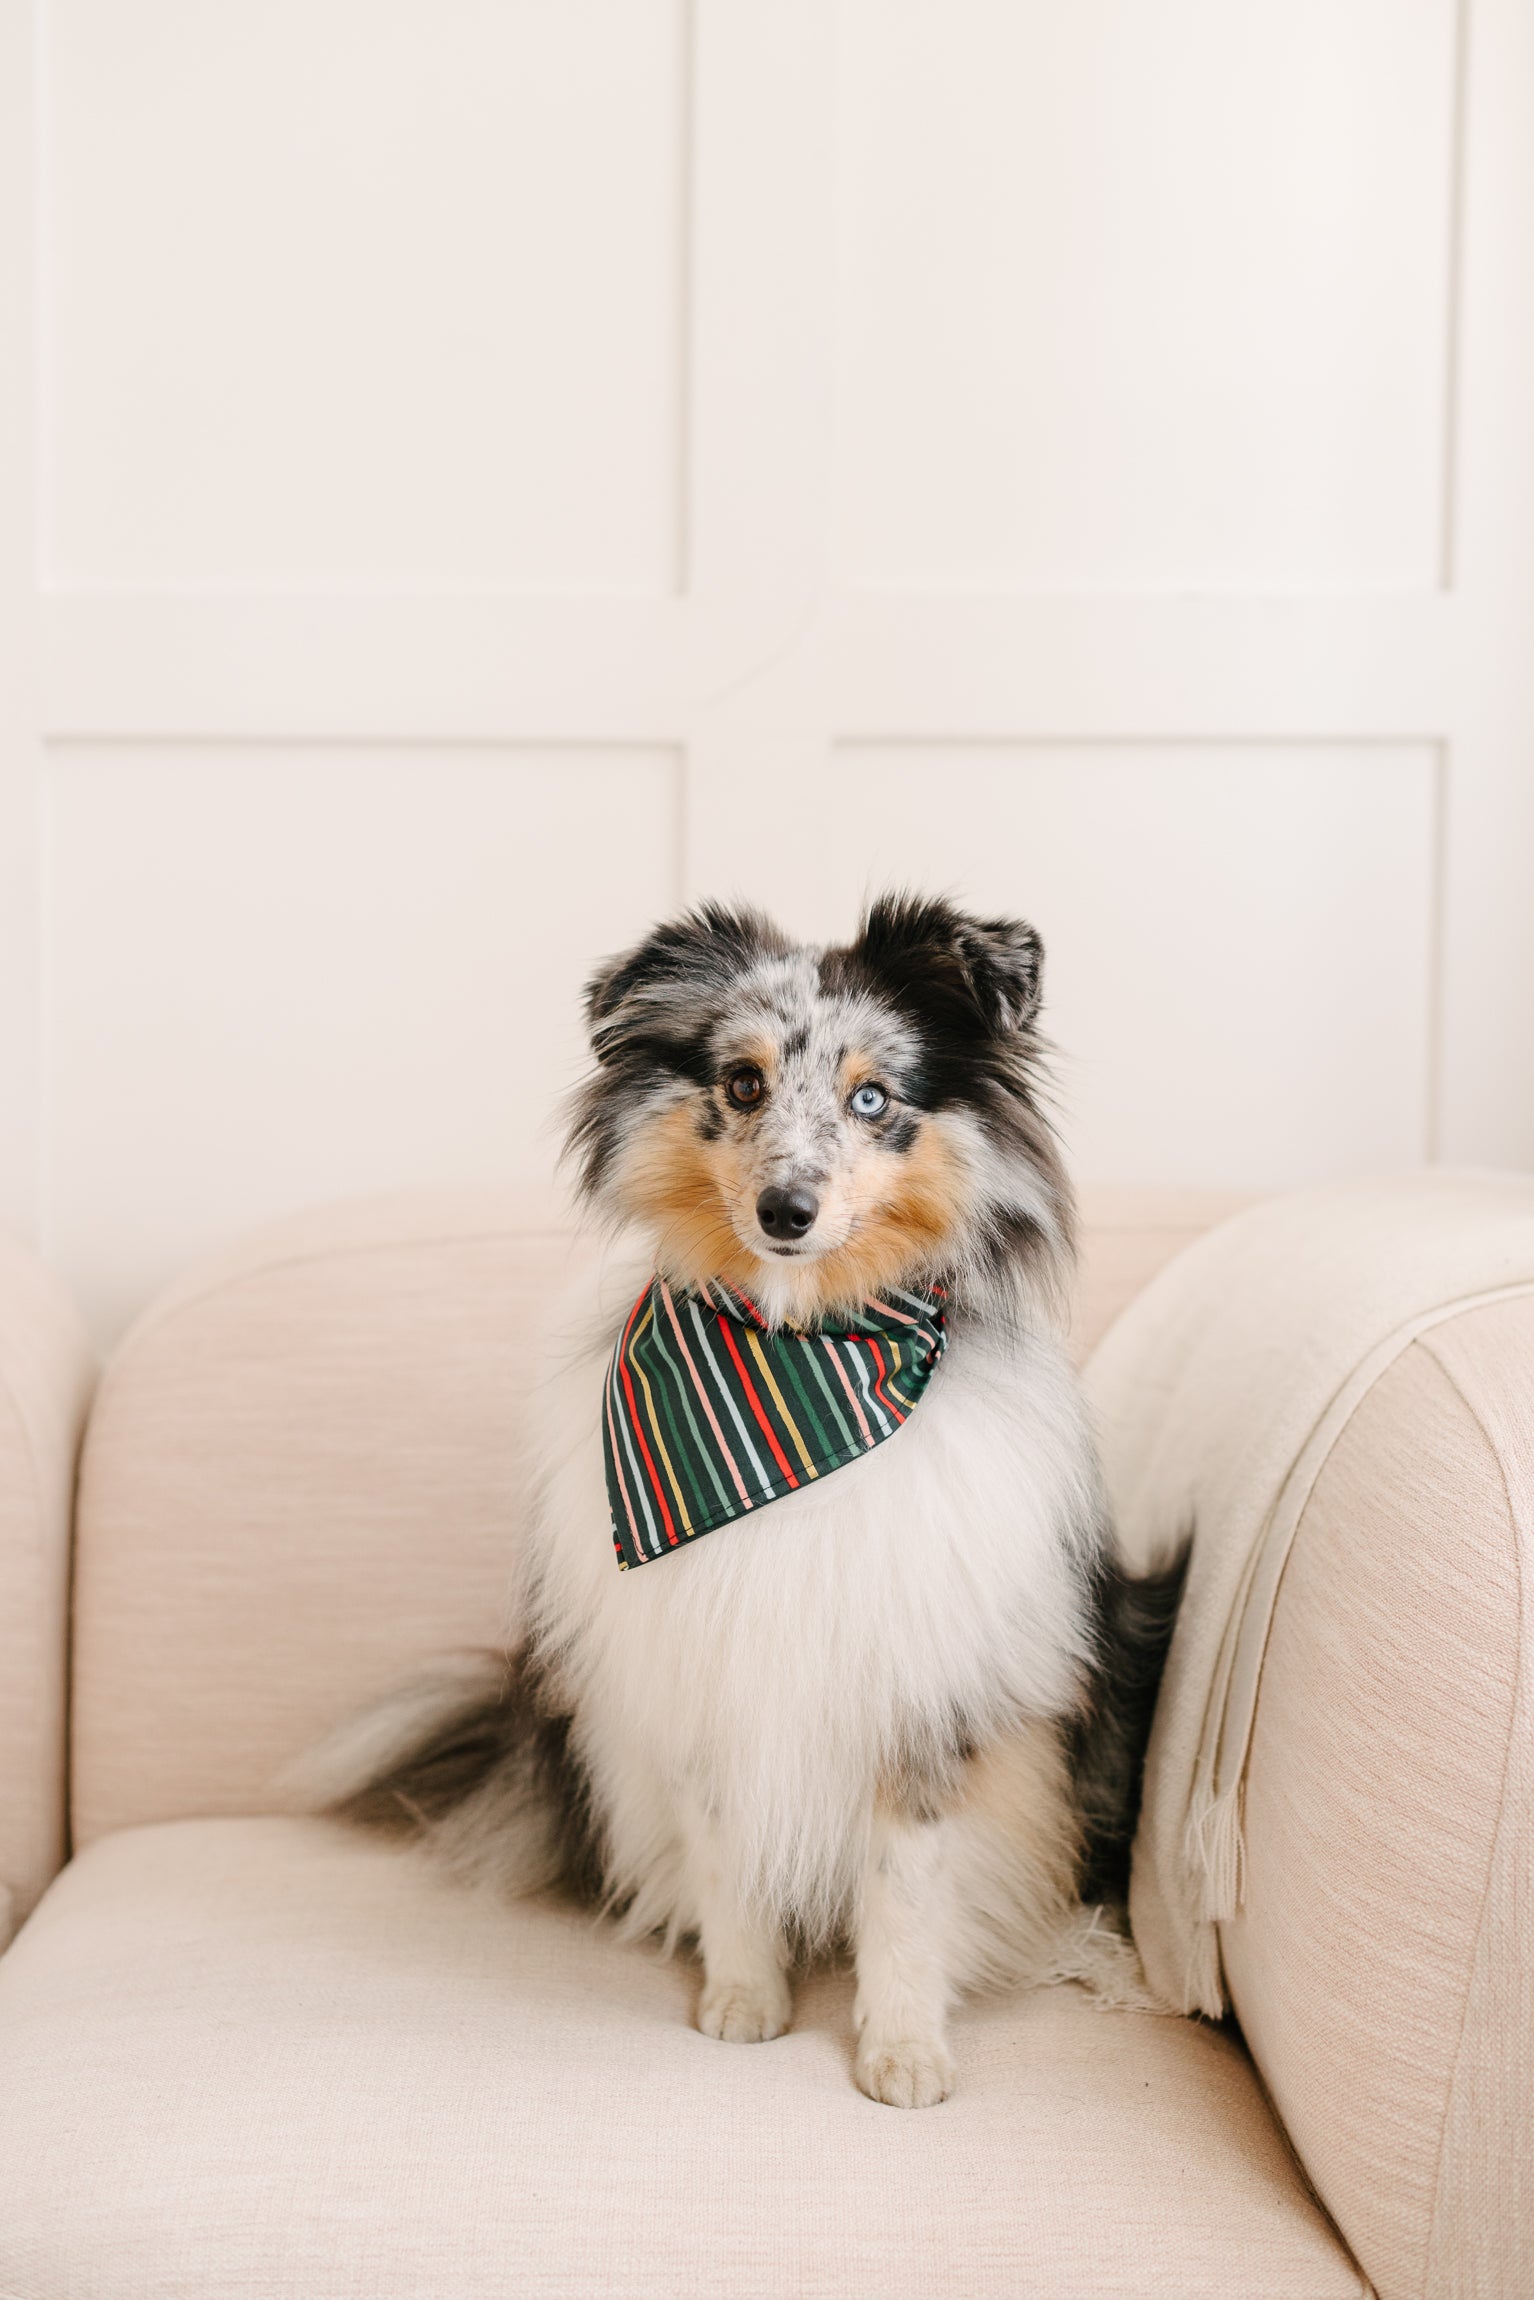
630, 1302, 696, 1534
745, 1330, 819, 1478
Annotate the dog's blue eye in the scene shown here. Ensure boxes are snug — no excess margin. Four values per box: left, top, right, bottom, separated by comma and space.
850, 1083, 888, 1118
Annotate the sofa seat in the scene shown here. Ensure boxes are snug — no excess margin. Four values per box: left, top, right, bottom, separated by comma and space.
0, 1817, 1362, 2300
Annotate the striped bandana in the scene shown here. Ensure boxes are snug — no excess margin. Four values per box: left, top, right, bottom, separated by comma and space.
602, 1276, 948, 1569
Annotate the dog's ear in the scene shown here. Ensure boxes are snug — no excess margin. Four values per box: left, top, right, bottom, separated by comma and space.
584, 902, 790, 1059
850, 893, 1044, 1037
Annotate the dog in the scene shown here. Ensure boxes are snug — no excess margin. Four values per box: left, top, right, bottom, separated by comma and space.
301, 893, 1184, 2107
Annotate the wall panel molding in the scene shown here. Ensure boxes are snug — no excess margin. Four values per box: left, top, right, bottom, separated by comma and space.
2, 0, 1531, 1338
0, 0, 42, 1237
39, 594, 1460, 743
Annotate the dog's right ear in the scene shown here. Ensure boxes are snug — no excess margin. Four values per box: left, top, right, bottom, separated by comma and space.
583, 902, 790, 1060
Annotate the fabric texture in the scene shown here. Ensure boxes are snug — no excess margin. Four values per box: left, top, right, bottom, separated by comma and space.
1417, 1312, 1534, 2300
70, 1197, 596, 1845
1217, 1303, 1534, 2300
0, 1227, 96, 1937
0, 1817, 1365, 2300
71, 1188, 1222, 1842
30, 1178, 1530, 2297
1070, 1187, 1258, 1360
603, 1276, 946, 1567
1083, 1168, 1534, 2020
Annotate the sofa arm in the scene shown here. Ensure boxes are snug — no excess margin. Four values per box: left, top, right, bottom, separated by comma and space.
1219, 1292, 1533, 2300
0, 1231, 95, 1943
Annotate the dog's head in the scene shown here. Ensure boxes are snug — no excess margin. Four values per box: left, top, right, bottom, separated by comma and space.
567, 893, 1073, 1325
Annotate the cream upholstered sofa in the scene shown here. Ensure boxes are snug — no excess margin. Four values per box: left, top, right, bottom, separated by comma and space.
0, 1188, 1529, 2300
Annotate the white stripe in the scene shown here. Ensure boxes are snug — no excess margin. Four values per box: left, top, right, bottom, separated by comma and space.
688, 1300, 776, 1500
889, 1285, 942, 1317
612, 1349, 663, 1557
843, 1338, 893, 1438
885, 1286, 946, 1362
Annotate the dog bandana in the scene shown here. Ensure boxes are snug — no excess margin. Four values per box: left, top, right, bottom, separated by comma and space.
603, 1277, 948, 1569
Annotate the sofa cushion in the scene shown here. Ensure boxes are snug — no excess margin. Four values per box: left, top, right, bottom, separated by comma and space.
0, 1818, 1363, 2300
71, 1197, 586, 1845
0, 1227, 95, 1935
1219, 1297, 1534, 2300
70, 1189, 1247, 1844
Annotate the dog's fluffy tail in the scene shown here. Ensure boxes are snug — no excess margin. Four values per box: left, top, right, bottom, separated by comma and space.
286, 1648, 601, 1901
1068, 1541, 1190, 1908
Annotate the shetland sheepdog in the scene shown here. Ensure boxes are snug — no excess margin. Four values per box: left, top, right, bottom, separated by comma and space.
301, 894, 1183, 2107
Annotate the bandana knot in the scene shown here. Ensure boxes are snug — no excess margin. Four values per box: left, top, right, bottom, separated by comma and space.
603, 1278, 948, 1569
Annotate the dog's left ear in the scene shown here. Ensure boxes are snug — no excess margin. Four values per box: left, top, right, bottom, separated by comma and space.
956, 912, 1044, 1032
851, 894, 1044, 1036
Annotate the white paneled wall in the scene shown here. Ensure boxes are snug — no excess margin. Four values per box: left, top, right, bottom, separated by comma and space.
835, 0, 1457, 592
3, 0, 1532, 1345
773, 743, 1439, 1189
44, 0, 688, 591
46, 745, 681, 1338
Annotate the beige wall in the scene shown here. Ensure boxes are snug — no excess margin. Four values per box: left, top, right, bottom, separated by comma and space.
2, 0, 1532, 1344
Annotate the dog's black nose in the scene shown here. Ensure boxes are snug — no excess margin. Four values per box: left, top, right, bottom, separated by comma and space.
757, 1184, 819, 1240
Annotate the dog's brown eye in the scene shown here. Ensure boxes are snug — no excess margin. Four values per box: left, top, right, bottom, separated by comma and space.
727, 1068, 764, 1108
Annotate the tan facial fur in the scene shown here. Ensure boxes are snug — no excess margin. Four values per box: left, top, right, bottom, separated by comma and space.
612, 1104, 766, 1294
612, 1041, 978, 1322
803, 1117, 974, 1312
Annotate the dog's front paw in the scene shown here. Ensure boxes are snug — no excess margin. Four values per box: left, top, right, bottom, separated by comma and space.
854, 2035, 955, 2108
697, 1972, 791, 2044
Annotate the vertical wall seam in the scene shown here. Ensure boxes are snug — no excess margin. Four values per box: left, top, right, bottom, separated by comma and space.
674, 0, 697, 601
1424, 739, 1450, 1164
35, 747, 52, 1259
1437, 0, 1471, 592
33, 0, 50, 588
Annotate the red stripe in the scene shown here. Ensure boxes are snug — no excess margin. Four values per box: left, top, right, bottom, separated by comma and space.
864, 1335, 908, 1423
720, 1281, 768, 1329
844, 1331, 909, 1422
716, 1316, 799, 1487
660, 1282, 753, 1508
605, 1376, 644, 1552
616, 1295, 678, 1546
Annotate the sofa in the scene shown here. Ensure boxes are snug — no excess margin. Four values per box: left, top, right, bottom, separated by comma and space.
0, 1184, 1527, 2299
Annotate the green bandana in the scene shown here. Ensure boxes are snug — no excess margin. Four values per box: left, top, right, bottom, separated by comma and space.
603, 1276, 948, 1569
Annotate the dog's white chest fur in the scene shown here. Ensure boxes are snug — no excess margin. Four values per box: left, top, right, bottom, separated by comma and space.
300, 893, 1166, 2107
524, 1255, 1101, 1940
